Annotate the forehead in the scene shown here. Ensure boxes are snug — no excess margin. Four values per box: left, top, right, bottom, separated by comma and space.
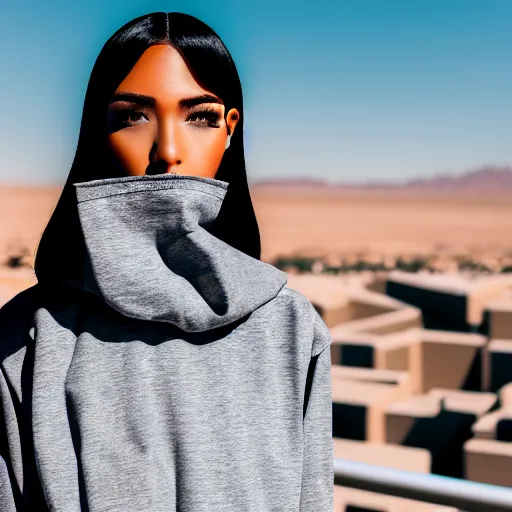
115, 44, 209, 99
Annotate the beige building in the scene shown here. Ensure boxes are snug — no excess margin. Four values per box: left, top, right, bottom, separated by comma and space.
287, 272, 512, 495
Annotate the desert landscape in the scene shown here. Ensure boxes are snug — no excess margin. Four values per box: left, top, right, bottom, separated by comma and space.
252, 166, 512, 267
253, 188, 512, 268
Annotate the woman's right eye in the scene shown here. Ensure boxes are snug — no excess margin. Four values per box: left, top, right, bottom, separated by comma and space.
119, 110, 149, 126
108, 109, 150, 130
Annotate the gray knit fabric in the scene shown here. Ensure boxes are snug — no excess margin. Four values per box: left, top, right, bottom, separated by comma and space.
0, 173, 333, 511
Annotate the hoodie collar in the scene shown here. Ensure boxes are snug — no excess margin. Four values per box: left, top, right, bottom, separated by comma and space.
73, 173, 287, 332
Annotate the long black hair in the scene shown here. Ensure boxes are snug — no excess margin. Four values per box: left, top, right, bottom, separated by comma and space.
34, 12, 261, 292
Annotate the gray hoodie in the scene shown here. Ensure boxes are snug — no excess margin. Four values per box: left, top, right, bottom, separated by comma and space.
0, 173, 333, 511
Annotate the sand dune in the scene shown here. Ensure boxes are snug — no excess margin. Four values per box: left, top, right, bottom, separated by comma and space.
251, 190, 512, 262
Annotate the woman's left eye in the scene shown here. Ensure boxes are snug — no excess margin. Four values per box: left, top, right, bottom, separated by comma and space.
186, 109, 221, 127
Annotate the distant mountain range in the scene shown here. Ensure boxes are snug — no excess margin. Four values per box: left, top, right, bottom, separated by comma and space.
251, 165, 512, 192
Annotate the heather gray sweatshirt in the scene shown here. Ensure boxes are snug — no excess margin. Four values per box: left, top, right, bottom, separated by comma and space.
0, 174, 333, 511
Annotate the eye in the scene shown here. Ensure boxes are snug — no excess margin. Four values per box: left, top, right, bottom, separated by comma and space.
120, 110, 149, 126
186, 108, 221, 128
126, 111, 148, 124
108, 108, 150, 130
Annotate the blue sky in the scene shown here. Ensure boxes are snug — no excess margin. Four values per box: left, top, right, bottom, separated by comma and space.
1, 0, 511, 185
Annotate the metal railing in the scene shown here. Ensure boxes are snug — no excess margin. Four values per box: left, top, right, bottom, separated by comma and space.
333, 458, 512, 512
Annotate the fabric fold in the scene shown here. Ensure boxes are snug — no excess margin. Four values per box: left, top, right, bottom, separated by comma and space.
73, 174, 288, 332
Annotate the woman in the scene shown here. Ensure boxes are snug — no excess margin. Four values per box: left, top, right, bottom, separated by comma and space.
0, 12, 333, 511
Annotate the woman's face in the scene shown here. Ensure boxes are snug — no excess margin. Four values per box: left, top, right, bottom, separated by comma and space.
106, 44, 239, 178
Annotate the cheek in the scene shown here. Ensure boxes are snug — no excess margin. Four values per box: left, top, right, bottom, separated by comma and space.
184, 130, 226, 174
107, 131, 154, 175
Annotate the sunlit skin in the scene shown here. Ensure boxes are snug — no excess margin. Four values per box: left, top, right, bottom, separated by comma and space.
106, 44, 240, 178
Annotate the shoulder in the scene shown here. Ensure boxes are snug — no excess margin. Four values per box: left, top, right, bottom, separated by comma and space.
275, 284, 315, 308
0, 284, 42, 362
274, 285, 331, 357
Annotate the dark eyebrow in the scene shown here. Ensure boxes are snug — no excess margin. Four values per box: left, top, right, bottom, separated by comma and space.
178, 94, 224, 109
109, 92, 223, 109
109, 92, 155, 106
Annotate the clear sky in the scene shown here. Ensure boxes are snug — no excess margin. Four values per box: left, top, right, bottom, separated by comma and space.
1, 0, 511, 185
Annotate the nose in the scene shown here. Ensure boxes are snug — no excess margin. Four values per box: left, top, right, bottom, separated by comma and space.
150, 119, 182, 174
